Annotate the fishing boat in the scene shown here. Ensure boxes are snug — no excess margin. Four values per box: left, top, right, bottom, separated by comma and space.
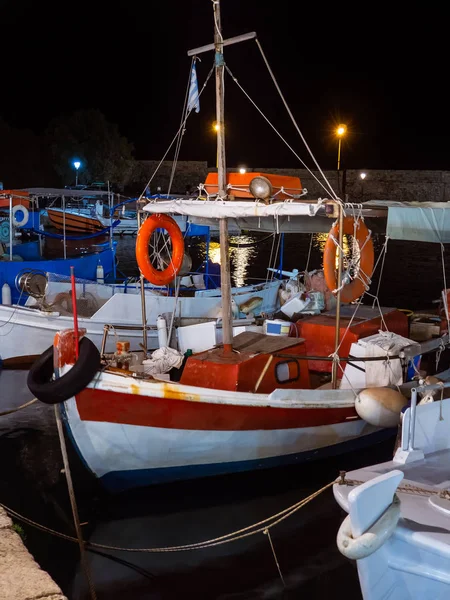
0, 189, 116, 304
28, 1, 449, 493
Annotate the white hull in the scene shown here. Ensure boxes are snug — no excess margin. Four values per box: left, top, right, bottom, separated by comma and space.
59, 369, 385, 491
334, 376, 450, 600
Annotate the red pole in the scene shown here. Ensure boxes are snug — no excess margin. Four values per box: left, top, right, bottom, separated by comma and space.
70, 266, 79, 359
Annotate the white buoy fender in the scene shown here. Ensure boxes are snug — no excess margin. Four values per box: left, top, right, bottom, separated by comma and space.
1, 282, 12, 305
337, 496, 401, 560
156, 315, 168, 348
355, 387, 408, 427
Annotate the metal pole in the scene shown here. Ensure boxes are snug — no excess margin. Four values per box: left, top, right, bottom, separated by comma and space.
62, 195, 67, 260
108, 181, 113, 249
337, 138, 342, 195
137, 205, 147, 354
408, 388, 418, 451
331, 203, 344, 389
214, 0, 233, 354
9, 194, 13, 261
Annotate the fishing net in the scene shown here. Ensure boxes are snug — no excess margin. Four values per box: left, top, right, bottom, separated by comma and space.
24, 272, 117, 317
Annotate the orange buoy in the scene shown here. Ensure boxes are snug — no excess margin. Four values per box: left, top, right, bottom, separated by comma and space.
323, 217, 374, 303
136, 214, 184, 286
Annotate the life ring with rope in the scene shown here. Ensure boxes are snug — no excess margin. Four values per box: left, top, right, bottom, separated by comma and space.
27, 337, 100, 405
323, 216, 374, 303
12, 204, 29, 228
136, 214, 184, 286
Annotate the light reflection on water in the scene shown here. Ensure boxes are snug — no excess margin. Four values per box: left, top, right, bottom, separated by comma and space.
196, 236, 258, 287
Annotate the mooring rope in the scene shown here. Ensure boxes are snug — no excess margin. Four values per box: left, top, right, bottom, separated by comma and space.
0, 398, 37, 417
0, 481, 335, 554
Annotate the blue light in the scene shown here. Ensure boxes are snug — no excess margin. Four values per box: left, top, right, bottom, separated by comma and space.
73, 161, 81, 170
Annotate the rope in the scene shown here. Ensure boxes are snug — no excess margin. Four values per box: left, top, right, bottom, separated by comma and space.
225, 64, 337, 200
168, 56, 194, 195
264, 528, 286, 587
305, 233, 314, 273
340, 472, 448, 498
254, 40, 339, 201
28, 221, 120, 241
441, 244, 450, 335
0, 481, 335, 554
137, 62, 215, 202
54, 405, 97, 599
0, 398, 37, 417
266, 233, 277, 283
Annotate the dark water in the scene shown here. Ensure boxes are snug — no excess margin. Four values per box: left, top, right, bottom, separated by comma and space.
115, 231, 448, 310
1, 231, 445, 599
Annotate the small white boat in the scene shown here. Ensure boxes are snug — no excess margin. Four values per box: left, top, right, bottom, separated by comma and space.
334, 372, 450, 600
0, 273, 283, 360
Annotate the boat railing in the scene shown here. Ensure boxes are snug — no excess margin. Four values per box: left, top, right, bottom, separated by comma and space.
404, 380, 450, 453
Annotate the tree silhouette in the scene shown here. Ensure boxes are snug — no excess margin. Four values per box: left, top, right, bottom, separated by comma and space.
46, 109, 141, 189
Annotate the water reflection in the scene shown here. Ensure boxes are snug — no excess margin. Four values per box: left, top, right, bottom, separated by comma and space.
197, 236, 257, 287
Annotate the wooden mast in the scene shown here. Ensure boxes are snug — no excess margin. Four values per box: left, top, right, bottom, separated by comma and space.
213, 0, 233, 354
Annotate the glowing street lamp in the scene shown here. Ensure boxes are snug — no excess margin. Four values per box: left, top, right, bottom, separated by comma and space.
335, 124, 347, 171
73, 160, 81, 186
239, 167, 246, 174
360, 172, 367, 201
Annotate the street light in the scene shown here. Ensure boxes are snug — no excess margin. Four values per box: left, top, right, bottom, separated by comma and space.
336, 124, 347, 170
239, 167, 246, 174
360, 172, 367, 201
335, 124, 347, 196
73, 161, 81, 186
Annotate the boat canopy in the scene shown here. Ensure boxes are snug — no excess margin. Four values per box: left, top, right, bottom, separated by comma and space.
364, 200, 450, 243
144, 197, 450, 238
23, 187, 112, 198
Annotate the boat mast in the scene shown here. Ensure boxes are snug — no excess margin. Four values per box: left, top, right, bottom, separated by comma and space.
213, 0, 233, 354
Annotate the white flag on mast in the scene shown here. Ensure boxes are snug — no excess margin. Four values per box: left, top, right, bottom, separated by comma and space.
187, 62, 200, 114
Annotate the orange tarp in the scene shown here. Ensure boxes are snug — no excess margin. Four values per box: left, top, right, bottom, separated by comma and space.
204, 172, 302, 200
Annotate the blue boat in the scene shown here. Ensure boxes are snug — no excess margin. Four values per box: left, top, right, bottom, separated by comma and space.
0, 189, 116, 304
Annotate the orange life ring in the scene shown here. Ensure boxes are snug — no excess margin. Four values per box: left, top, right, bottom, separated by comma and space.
323, 217, 374, 303
136, 214, 184, 286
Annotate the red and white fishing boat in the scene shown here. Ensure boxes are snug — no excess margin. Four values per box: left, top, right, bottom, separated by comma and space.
27, 1, 448, 493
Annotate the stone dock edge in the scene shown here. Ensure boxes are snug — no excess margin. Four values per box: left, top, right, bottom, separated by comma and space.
0, 506, 68, 600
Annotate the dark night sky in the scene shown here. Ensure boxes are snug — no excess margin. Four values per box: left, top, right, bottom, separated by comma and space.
1, 0, 448, 171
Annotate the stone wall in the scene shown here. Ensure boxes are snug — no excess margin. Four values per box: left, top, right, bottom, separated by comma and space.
138, 162, 450, 203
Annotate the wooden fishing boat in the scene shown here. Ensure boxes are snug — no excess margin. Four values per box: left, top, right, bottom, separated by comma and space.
27, 1, 449, 494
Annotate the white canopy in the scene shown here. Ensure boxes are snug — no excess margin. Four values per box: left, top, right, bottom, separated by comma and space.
143, 198, 326, 219
364, 200, 450, 243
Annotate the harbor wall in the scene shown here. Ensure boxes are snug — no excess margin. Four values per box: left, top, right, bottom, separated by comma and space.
0, 507, 67, 600
139, 161, 450, 202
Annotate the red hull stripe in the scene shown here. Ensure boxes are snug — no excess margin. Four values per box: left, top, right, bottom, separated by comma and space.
75, 388, 358, 431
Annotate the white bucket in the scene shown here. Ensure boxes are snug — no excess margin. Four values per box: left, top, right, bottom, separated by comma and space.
280, 293, 310, 318
177, 321, 217, 354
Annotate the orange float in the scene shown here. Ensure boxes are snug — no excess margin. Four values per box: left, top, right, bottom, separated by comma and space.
136, 214, 184, 286
323, 217, 374, 303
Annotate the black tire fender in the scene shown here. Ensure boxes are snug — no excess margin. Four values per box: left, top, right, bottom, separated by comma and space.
27, 337, 101, 404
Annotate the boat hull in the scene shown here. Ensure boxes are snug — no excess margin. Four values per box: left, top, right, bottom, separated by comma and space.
62, 372, 388, 492
0, 242, 115, 304
0, 305, 159, 359
47, 208, 104, 233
